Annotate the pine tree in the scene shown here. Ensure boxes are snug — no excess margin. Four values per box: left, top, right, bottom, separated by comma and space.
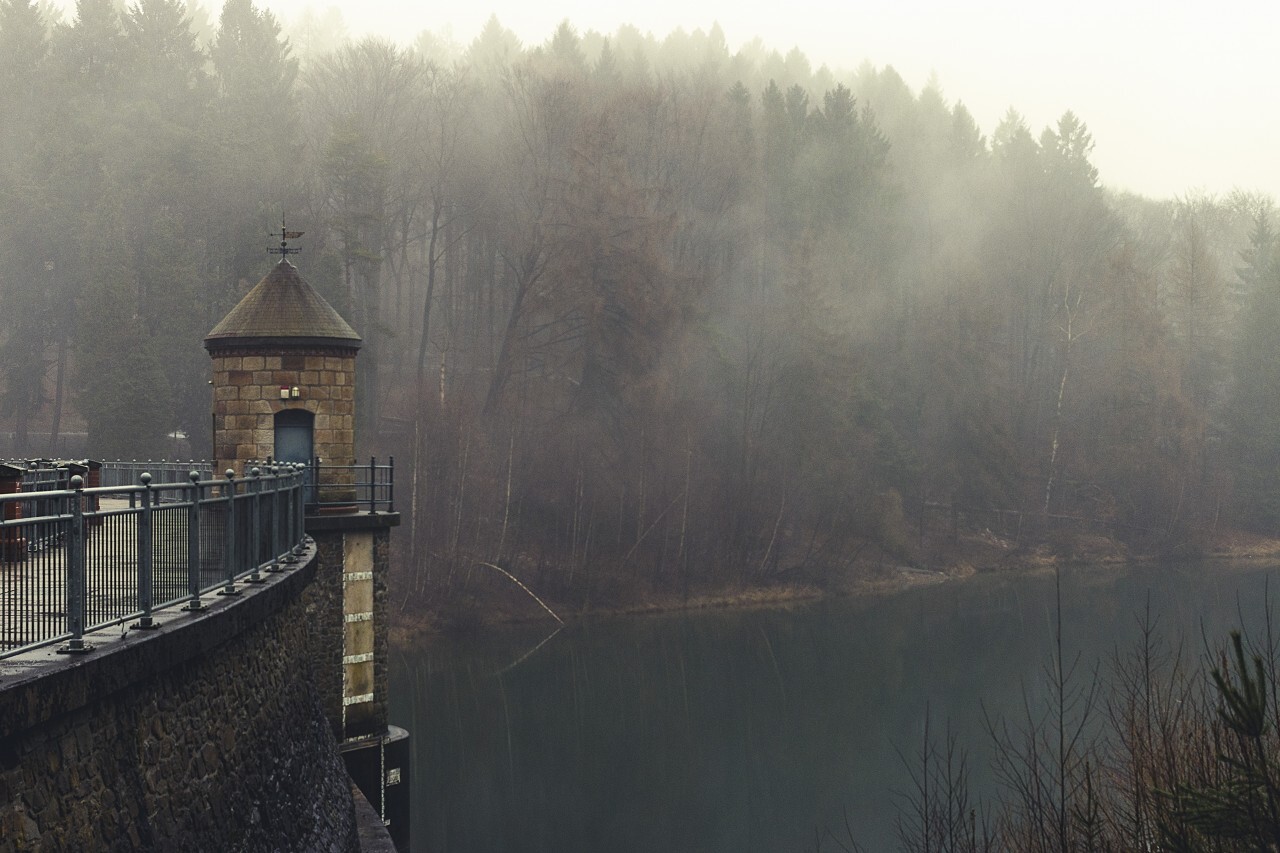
1226, 211, 1280, 530
1159, 632, 1280, 849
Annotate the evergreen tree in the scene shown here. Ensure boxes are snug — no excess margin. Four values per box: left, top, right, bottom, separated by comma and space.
1159, 632, 1280, 849
124, 0, 208, 111
0, 0, 52, 455
75, 203, 174, 458
0, 0, 47, 95
1227, 212, 1280, 530
207, 0, 301, 305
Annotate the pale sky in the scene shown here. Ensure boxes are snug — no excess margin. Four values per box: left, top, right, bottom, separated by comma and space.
56, 0, 1280, 202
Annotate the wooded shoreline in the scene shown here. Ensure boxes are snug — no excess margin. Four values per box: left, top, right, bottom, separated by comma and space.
5, 7, 1280, 644
389, 527, 1280, 639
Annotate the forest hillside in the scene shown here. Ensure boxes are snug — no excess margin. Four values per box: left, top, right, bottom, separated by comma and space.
2, 1, 1278, 623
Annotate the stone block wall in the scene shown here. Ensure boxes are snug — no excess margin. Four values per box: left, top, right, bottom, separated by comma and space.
209, 348, 356, 479
0, 549, 359, 853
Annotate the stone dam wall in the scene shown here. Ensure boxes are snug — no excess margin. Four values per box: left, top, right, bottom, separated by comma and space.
0, 545, 359, 852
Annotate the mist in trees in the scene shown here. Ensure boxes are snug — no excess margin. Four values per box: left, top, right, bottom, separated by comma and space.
1, 2, 1277, 611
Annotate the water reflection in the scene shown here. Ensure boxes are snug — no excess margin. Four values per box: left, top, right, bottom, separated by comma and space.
390, 563, 1280, 852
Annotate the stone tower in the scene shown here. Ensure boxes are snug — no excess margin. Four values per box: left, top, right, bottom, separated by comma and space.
204, 257, 409, 849
203, 259, 360, 479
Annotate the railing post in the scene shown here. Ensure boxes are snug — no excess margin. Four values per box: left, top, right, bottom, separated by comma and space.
280, 465, 297, 565
218, 470, 240, 596
183, 470, 204, 611
272, 465, 282, 564
269, 466, 278, 561
266, 465, 283, 573
369, 456, 376, 513
281, 466, 291, 552
293, 464, 306, 557
245, 467, 265, 583
388, 455, 394, 513
277, 465, 290, 564
278, 466, 287, 561
132, 473, 157, 630
58, 475, 92, 654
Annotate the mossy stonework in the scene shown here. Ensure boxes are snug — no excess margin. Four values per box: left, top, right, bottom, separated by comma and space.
0, 549, 359, 853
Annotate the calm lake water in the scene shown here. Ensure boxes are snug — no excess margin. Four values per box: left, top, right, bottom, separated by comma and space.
389, 562, 1280, 852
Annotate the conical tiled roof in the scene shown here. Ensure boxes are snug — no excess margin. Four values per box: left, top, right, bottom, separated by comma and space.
204, 260, 361, 350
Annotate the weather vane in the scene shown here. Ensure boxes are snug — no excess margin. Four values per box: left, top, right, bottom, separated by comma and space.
268, 216, 304, 258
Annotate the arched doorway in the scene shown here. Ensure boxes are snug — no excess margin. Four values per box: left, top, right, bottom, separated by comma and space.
274, 408, 315, 503
273, 408, 314, 465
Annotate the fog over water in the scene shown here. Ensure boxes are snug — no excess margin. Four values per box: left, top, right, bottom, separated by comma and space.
46, 0, 1280, 201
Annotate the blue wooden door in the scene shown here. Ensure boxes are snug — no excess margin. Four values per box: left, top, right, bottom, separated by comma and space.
274, 409, 314, 502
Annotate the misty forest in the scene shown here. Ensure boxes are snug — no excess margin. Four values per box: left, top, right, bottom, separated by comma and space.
3, 0, 1280, 625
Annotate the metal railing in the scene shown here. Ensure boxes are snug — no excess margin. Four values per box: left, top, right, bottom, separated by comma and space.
9, 457, 395, 515
242, 456, 394, 514
311, 456, 394, 514
99, 460, 215, 488
6, 459, 217, 491
0, 465, 309, 659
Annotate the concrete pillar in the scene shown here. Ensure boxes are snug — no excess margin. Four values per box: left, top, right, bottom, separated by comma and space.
306, 512, 404, 850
